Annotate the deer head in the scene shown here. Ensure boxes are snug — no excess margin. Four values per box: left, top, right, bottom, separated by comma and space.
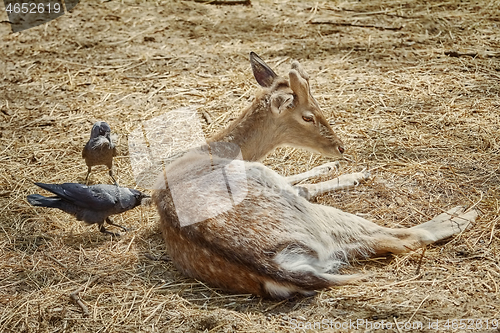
210, 53, 345, 161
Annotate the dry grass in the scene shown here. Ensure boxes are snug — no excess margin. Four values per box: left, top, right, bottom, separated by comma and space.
1, 0, 500, 332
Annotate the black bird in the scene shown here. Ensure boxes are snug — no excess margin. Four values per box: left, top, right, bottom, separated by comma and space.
27, 182, 149, 236
82, 121, 118, 185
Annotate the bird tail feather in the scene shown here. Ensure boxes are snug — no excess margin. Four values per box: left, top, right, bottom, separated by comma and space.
27, 194, 61, 208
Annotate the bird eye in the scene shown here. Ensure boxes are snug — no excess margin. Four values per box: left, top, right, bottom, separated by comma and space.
302, 115, 314, 122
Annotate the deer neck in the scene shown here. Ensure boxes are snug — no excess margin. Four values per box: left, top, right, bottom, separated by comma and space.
208, 100, 281, 161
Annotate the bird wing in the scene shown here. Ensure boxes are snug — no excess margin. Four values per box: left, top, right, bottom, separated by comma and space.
34, 183, 117, 211
82, 144, 88, 158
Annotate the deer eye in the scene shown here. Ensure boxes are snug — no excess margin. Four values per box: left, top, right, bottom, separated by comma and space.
302, 115, 314, 122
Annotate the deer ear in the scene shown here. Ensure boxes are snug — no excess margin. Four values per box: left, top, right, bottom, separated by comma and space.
250, 52, 278, 88
291, 61, 310, 81
289, 69, 309, 103
270, 93, 294, 115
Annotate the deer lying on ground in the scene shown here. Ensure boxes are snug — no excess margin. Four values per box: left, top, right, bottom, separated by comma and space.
152, 53, 476, 299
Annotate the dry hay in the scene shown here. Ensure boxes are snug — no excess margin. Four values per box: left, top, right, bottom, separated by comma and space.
1, 0, 500, 332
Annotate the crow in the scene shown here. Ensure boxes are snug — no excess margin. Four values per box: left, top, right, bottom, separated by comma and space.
82, 121, 118, 185
27, 182, 149, 236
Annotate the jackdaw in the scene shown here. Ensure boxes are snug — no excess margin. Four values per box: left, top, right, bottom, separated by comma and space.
82, 121, 118, 185
27, 182, 149, 236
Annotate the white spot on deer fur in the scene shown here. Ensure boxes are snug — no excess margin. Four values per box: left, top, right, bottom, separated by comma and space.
264, 281, 295, 298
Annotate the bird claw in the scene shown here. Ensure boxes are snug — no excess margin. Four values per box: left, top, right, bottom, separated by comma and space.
99, 225, 121, 237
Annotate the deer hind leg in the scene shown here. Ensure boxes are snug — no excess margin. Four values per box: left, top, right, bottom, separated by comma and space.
371, 206, 477, 255
294, 171, 370, 200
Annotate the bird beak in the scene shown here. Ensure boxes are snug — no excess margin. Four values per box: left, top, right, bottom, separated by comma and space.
140, 196, 152, 206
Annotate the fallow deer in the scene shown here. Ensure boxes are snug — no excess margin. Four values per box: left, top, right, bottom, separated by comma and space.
152, 53, 476, 298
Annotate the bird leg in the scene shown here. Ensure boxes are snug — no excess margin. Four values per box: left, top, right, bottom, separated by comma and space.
85, 166, 92, 185
109, 169, 119, 186
105, 217, 128, 232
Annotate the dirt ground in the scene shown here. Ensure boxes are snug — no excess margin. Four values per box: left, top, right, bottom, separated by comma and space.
1, 0, 500, 332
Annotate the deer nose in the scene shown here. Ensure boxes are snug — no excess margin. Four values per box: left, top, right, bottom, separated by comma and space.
338, 146, 345, 154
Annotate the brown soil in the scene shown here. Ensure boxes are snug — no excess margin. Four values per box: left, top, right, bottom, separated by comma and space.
1, 0, 499, 332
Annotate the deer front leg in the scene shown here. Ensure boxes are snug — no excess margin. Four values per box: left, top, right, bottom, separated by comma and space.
294, 171, 370, 200
370, 206, 477, 255
285, 161, 339, 185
